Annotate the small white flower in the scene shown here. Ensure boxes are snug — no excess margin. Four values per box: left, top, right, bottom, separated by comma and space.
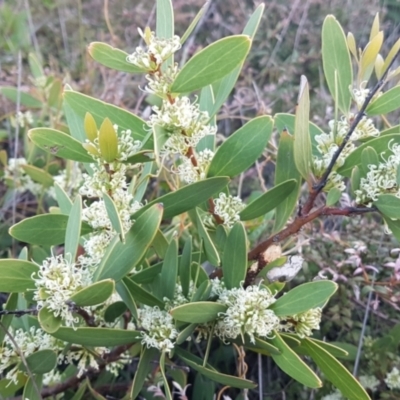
352, 82, 370, 109
359, 375, 380, 391
138, 306, 178, 353
177, 149, 214, 183
126, 28, 181, 71
33, 255, 92, 327
145, 64, 179, 97
215, 285, 279, 343
290, 307, 322, 338
213, 193, 245, 228
385, 366, 400, 390
321, 390, 344, 400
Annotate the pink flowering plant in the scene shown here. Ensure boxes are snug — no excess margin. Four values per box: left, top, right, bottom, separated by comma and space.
1, 2, 400, 399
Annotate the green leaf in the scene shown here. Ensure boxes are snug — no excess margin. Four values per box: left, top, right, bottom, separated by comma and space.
157, 2, 173, 38
243, 336, 280, 356
29, 53, 44, 79
21, 165, 54, 188
65, 195, 82, 261
176, 323, 197, 345
360, 146, 379, 174
273, 131, 302, 232
326, 187, 342, 206
23, 375, 42, 400
93, 204, 163, 281
269, 281, 338, 316
383, 216, 400, 242
54, 182, 73, 214
208, 116, 273, 178
88, 42, 145, 73
301, 338, 370, 400
103, 192, 125, 242
131, 347, 158, 399
10, 214, 92, 246
51, 326, 141, 346
190, 208, 220, 266
160, 352, 173, 400
222, 222, 247, 289
294, 76, 312, 181
338, 133, 400, 177
350, 166, 361, 196
115, 280, 138, 320
176, 349, 256, 389
38, 306, 62, 333
160, 239, 178, 300
28, 128, 93, 163
270, 332, 322, 388
104, 301, 126, 323
180, 237, 192, 298
21, 349, 57, 374
63, 89, 148, 144
191, 279, 211, 302
322, 15, 353, 113
240, 179, 297, 221
0, 86, 42, 108
375, 194, 400, 219
122, 276, 164, 308
170, 301, 227, 323
171, 35, 251, 93
0, 260, 38, 292
301, 338, 349, 358
367, 85, 400, 115
275, 113, 324, 157
133, 177, 230, 220
0, 293, 18, 343
210, 4, 264, 117
69, 279, 115, 307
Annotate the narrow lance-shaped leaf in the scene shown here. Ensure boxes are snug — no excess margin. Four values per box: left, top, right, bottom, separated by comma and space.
69, 279, 115, 307
171, 35, 251, 93
9, 214, 92, 246
322, 15, 353, 113
222, 222, 247, 289
0, 260, 38, 292
375, 194, 400, 219
64, 195, 82, 262
94, 203, 163, 281
103, 192, 125, 242
294, 76, 313, 181
210, 4, 264, 117
366, 86, 400, 116
156, 0, 174, 69
208, 116, 273, 178
269, 332, 322, 388
160, 239, 178, 300
240, 179, 297, 221
122, 276, 164, 308
273, 131, 302, 232
0, 87, 42, 108
131, 347, 158, 399
180, 236, 192, 298
133, 177, 230, 220
88, 42, 145, 73
98, 118, 118, 162
301, 338, 370, 400
28, 128, 93, 163
171, 301, 227, 324
269, 281, 338, 316
21, 165, 54, 188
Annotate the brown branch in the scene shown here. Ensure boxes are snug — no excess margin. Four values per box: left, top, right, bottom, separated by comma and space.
0, 308, 37, 317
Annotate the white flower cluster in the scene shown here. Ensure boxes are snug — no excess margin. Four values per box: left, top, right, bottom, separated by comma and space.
0, 326, 63, 384
48, 164, 84, 200
138, 306, 178, 353
385, 366, 400, 390
145, 64, 180, 97
215, 285, 279, 344
352, 82, 370, 109
289, 308, 322, 338
321, 390, 344, 400
149, 96, 217, 156
33, 255, 92, 327
313, 114, 380, 191
79, 127, 142, 269
11, 111, 34, 128
126, 28, 181, 71
213, 193, 245, 228
177, 149, 214, 183
355, 141, 400, 206
359, 375, 380, 391
3, 157, 42, 195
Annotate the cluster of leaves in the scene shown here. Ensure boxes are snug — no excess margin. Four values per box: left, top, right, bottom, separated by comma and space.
1, 1, 400, 399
